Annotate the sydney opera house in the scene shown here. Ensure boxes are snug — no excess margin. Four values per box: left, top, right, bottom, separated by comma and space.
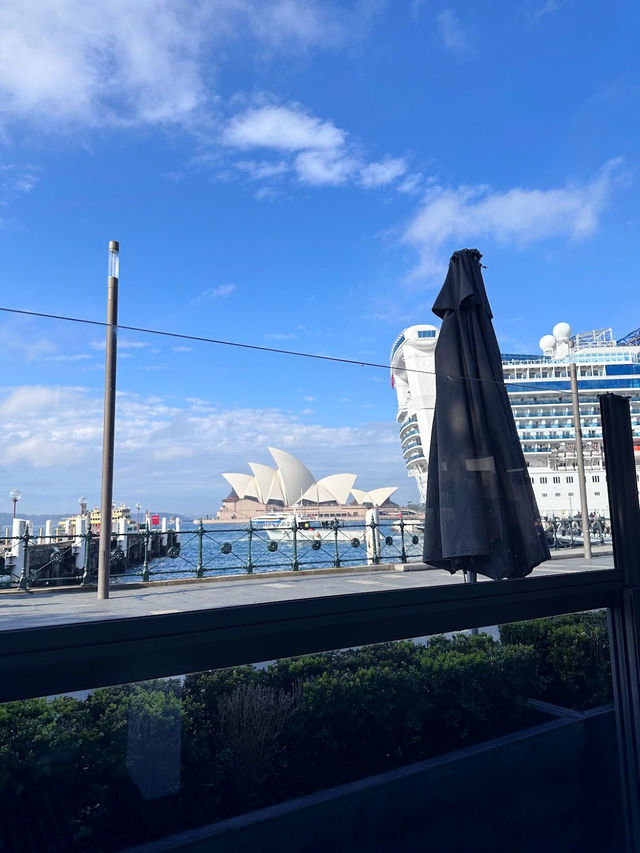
216, 447, 398, 521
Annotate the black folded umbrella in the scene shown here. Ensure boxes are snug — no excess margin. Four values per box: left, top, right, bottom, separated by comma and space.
423, 249, 550, 580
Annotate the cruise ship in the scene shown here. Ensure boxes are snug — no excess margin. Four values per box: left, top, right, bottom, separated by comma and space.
390, 324, 640, 519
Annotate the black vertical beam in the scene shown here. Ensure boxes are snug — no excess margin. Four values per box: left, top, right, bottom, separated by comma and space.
601, 393, 640, 582
600, 393, 640, 852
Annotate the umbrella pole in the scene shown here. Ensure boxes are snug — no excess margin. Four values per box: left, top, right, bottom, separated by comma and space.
463, 568, 480, 635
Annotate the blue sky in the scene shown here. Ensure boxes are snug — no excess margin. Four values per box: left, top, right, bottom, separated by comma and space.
0, 0, 638, 514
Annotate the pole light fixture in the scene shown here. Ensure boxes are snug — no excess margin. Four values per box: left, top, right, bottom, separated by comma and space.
539, 323, 592, 559
9, 490, 21, 519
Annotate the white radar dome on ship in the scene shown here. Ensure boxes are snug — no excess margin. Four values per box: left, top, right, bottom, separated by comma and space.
539, 334, 556, 355
552, 322, 572, 342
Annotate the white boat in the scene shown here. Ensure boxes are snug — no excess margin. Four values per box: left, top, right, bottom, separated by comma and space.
265, 514, 364, 544
249, 512, 290, 529
390, 517, 423, 534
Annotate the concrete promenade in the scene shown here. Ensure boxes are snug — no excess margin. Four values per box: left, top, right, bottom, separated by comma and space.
0, 548, 614, 632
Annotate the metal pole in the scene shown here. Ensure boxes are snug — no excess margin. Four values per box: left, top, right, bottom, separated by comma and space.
292, 515, 299, 571
196, 519, 204, 578
247, 519, 254, 574
97, 240, 119, 599
569, 345, 592, 558
142, 523, 150, 582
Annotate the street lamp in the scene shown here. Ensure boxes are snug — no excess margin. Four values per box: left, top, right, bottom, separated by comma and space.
9, 489, 21, 519
540, 323, 592, 559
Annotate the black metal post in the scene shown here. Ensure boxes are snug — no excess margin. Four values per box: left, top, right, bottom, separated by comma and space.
600, 393, 640, 852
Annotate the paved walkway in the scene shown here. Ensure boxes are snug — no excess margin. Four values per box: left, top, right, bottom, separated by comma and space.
0, 550, 614, 632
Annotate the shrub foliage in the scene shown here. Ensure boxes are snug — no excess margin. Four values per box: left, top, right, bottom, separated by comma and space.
0, 613, 611, 850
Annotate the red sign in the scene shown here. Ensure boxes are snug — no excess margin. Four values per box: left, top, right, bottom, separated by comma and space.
151, 514, 160, 526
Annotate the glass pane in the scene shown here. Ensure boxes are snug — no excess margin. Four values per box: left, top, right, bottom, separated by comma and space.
0, 311, 620, 630
0, 611, 622, 851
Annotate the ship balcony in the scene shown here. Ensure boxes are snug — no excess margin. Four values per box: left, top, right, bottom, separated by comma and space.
399, 415, 418, 432
400, 424, 420, 440
401, 432, 421, 447
403, 442, 423, 459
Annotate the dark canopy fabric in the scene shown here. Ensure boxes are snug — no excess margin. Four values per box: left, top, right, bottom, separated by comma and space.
423, 249, 550, 580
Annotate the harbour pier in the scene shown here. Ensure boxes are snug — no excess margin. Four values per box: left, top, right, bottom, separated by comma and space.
0, 516, 181, 588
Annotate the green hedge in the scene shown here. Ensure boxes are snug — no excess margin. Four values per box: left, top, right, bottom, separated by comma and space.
0, 616, 612, 851
499, 610, 612, 710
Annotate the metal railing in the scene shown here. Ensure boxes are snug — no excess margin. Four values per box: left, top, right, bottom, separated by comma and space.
0, 517, 427, 589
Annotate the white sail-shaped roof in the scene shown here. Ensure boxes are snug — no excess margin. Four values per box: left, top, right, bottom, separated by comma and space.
222, 473, 258, 500
301, 473, 356, 505
222, 450, 396, 509
367, 487, 397, 506
268, 447, 315, 505
351, 486, 397, 506
268, 473, 285, 503
249, 462, 277, 503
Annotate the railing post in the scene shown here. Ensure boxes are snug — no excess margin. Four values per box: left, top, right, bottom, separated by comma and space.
365, 508, 380, 565
82, 528, 93, 586
142, 524, 150, 582
247, 520, 254, 574
291, 516, 299, 571
196, 519, 204, 578
18, 527, 30, 591
399, 518, 407, 563
333, 517, 341, 568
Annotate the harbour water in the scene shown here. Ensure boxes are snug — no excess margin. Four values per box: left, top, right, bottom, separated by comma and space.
117, 520, 424, 583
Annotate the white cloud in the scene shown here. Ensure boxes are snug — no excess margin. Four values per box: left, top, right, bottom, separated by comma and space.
402, 158, 624, 278
0, 384, 408, 512
90, 339, 148, 350
51, 353, 92, 362
526, 0, 571, 19
397, 173, 425, 195
0, 164, 39, 195
223, 99, 410, 193
193, 283, 236, 302
437, 10, 469, 53
235, 160, 289, 179
236, 0, 383, 51
0, 1, 378, 132
294, 149, 358, 185
359, 157, 406, 188
0, 323, 56, 361
171, 345, 192, 353
0, 0, 208, 129
224, 105, 346, 151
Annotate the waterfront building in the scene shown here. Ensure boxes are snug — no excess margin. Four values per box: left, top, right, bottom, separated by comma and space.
57, 503, 132, 535
216, 447, 398, 522
390, 324, 640, 518
88, 503, 132, 529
